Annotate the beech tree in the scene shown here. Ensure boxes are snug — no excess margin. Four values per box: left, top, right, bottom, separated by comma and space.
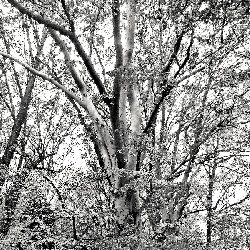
0, 0, 250, 249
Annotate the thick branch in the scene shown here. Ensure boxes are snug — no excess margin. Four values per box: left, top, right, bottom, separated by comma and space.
112, 0, 123, 68
0, 51, 84, 106
0, 51, 116, 178
67, 96, 113, 186
67, 35, 111, 104
125, 0, 142, 171
143, 84, 174, 133
7, 0, 72, 37
7, 0, 110, 105
1, 74, 35, 167
110, 0, 129, 169
123, 0, 136, 65
48, 29, 85, 92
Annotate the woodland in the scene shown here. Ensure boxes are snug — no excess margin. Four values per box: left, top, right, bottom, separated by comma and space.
0, 0, 250, 249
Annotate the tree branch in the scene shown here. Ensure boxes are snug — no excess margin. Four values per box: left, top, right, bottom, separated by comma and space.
0, 19, 23, 98
42, 175, 65, 209
143, 66, 205, 133
110, 0, 125, 160
162, 30, 185, 75
174, 30, 194, 78
60, 0, 75, 32
112, 0, 123, 68
0, 31, 46, 186
123, 0, 136, 65
66, 96, 113, 187
0, 51, 85, 107
48, 29, 86, 92
125, 0, 142, 171
143, 84, 174, 133
7, 0, 110, 106
143, 30, 186, 134
217, 191, 250, 212
7, 0, 72, 37
1, 51, 117, 178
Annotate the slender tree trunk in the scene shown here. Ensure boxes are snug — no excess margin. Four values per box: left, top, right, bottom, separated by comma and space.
0, 29, 46, 236
206, 162, 216, 249
0, 27, 46, 187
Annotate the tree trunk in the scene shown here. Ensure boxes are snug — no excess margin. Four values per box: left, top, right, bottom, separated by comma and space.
0, 40, 45, 235
206, 162, 216, 249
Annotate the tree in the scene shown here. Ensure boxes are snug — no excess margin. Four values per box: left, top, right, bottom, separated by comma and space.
0, 13, 48, 236
0, 0, 250, 249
